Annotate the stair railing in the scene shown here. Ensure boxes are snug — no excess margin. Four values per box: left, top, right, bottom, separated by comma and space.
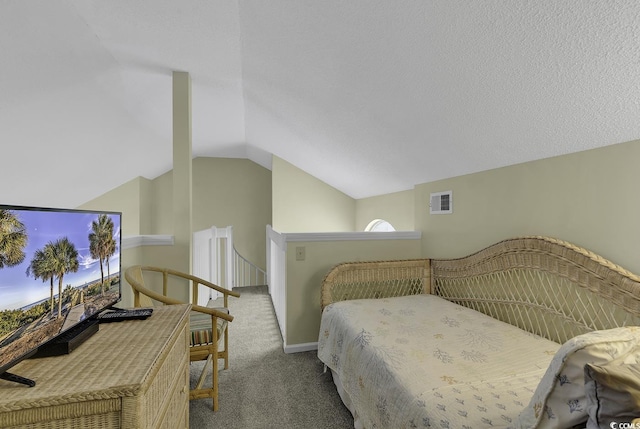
233, 247, 267, 287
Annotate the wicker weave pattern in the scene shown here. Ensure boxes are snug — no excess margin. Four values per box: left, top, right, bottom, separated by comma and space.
320, 237, 640, 344
0, 399, 121, 428
321, 259, 430, 310
136, 320, 189, 428
432, 237, 640, 343
0, 305, 190, 429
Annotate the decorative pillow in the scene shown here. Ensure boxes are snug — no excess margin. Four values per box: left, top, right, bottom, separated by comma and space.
513, 327, 640, 429
584, 361, 640, 429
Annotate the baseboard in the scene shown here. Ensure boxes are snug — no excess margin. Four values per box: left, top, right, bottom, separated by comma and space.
283, 341, 318, 354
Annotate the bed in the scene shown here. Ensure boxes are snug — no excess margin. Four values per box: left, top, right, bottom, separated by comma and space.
317, 237, 640, 429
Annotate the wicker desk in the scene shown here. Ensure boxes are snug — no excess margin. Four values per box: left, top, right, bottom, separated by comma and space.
0, 304, 190, 429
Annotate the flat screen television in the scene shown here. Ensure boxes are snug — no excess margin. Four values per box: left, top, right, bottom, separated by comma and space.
0, 205, 121, 387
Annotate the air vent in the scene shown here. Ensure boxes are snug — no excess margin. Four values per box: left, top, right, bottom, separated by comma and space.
430, 191, 453, 214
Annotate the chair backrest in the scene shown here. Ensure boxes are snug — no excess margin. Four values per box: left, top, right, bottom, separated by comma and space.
125, 265, 155, 308
125, 265, 238, 323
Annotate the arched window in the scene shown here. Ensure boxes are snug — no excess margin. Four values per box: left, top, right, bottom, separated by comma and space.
365, 219, 396, 232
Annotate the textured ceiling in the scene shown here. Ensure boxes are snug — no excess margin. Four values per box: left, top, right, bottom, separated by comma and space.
2, 0, 639, 208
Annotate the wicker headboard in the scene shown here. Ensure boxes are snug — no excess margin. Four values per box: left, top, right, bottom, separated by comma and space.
321, 236, 640, 344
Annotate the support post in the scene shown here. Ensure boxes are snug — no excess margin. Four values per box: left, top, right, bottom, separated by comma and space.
172, 71, 193, 275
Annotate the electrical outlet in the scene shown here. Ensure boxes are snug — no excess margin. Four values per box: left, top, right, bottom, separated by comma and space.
295, 246, 306, 261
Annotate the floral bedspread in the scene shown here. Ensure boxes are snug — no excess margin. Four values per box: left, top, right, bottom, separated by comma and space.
317, 294, 560, 428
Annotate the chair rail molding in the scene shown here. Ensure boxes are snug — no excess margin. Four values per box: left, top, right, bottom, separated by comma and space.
122, 235, 174, 249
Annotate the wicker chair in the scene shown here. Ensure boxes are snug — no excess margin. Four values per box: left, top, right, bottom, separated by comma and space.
124, 265, 240, 411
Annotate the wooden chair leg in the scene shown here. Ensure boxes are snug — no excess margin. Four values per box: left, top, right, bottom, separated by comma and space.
195, 354, 212, 391
223, 329, 229, 370
190, 353, 218, 411
212, 348, 218, 411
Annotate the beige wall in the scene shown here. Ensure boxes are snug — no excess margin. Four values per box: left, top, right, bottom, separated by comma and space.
88, 159, 272, 268
192, 157, 272, 269
81, 157, 273, 304
117, 246, 145, 308
272, 156, 356, 232
285, 237, 422, 345
80, 176, 152, 236
282, 138, 640, 347
356, 189, 415, 231
148, 171, 174, 235
415, 139, 640, 274
81, 138, 640, 346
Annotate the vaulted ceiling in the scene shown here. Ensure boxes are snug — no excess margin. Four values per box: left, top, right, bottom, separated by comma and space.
3, 1, 639, 208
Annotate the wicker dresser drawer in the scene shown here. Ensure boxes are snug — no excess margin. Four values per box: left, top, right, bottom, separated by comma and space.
132, 310, 190, 429
0, 305, 190, 429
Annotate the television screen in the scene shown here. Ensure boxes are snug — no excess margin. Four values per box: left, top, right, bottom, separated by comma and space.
0, 205, 121, 382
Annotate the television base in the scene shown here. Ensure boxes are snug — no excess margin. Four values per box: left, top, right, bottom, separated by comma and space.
33, 319, 100, 358
0, 371, 36, 387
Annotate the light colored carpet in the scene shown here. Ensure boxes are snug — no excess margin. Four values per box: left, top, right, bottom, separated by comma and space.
189, 285, 354, 428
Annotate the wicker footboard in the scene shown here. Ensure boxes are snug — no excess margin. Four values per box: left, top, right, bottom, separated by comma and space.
320, 259, 431, 310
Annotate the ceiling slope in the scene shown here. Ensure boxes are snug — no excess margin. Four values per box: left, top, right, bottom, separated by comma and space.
239, 0, 640, 198
1, 1, 639, 207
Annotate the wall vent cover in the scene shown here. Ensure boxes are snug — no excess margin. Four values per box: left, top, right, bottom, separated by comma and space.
430, 191, 453, 214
